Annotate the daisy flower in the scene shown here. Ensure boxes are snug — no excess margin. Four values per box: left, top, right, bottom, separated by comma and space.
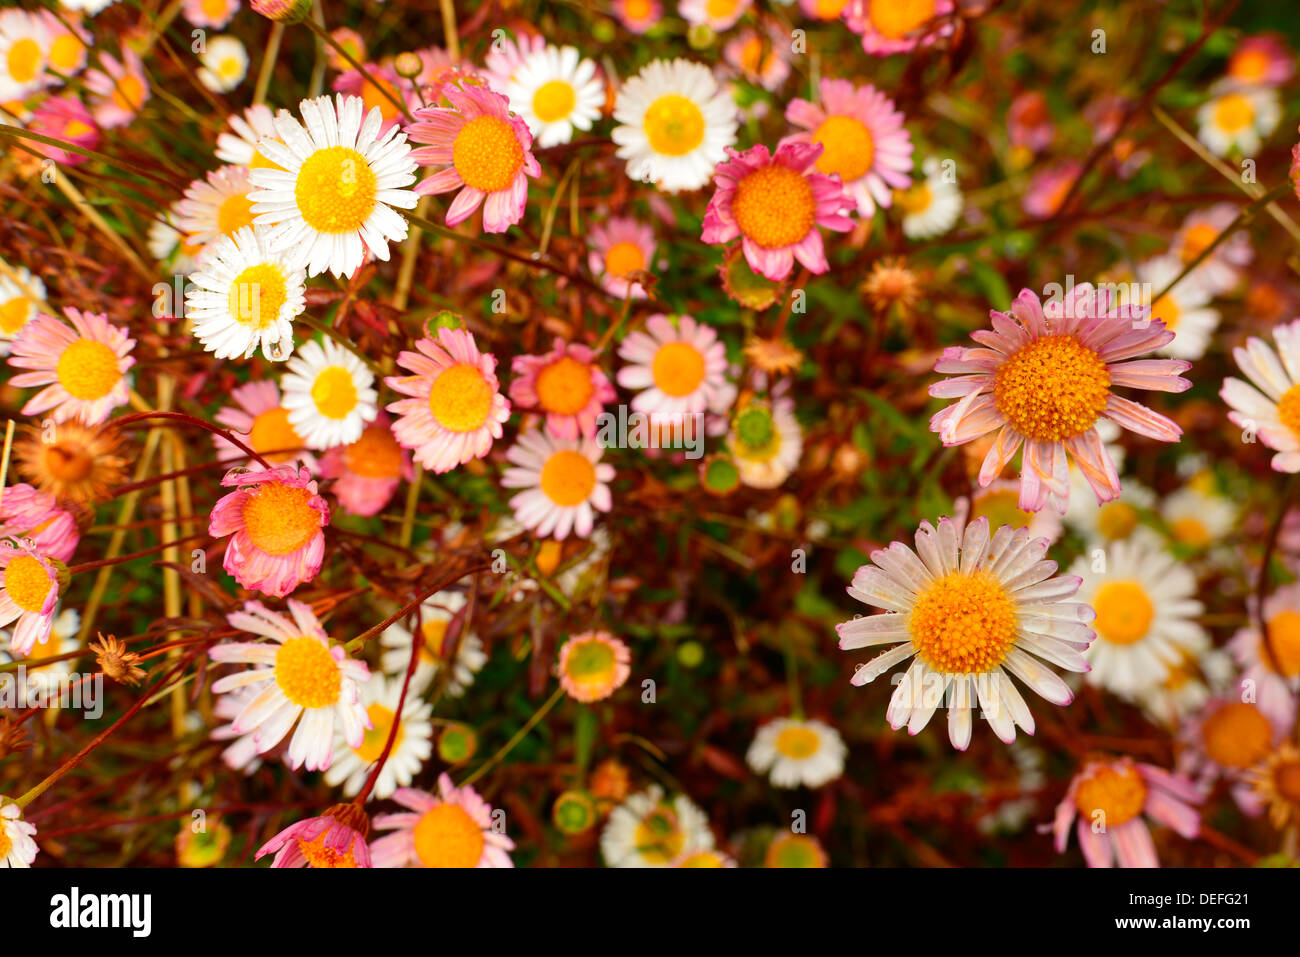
256, 805, 372, 868
746, 717, 847, 788
780, 78, 912, 218
612, 0, 663, 33
1220, 318, 1300, 473
324, 674, 434, 800
702, 142, 853, 281
1177, 697, 1286, 814
765, 832, 827, 867
835, 516, 1095, 750
1228, 583, 1300, 730
1136, 637, 1234, 731
501, 428, 614, 540
1159, 484, 1235, 550
612, 58, 738, 193
1136, 255, 1219, 361
317, 413, 413, 517
1226, 34, 1292, 88
1064, 479, 1158, 548
8, 307, 134, 425
215, 103, 286, 168
844, 0, 955, 56
249, 93, 419, 278
0, 800, 39, 868
84, 47, 149, 128
185, 225, 304, 362
175, 165, 259, 249
213, 379, 314, 469
479, 30, 545, 95
929, 284, 1191, 514
616, 313, 735, 422
0, 11, 50, 102
0, 484, 80, 562
1170, 204, 1252, 297
509, 338, 616, 439
726, 395, 802, 488
1053, 758, 1200, 868
210, 599, 370, 772
1070, 538, 1206, 700
1245, 744, 1300, 830
505, 44, 604, 148
1021, 160, 1081, 219
0, 606, 79, 701
197, 35, 249, 93
385, 326, 510, 473
379, 589, 487, 696
210, 685, 271, 773
588, 217, 656, 299
1196, 81, 1279, 158
799, 0, 850, 18
208, 465, 329, 598
678, 0, 751, 31
370, 774, 515, 868
38, 10, 88, 78
556, 630, 631, 702
0, 266, 43, 352
147, 209, 203, 273
963, 480, 1062, 543
183, 0, 239, 28
896, 156, 963, 239
27, 95, 99, 167
280, 338, 378, 450
406, 83, 540, 233
723, 26, 791, 92
0, 540, 61, 657
601, 785, 713, 867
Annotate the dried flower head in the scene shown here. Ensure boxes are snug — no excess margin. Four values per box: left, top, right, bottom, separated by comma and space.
14, 420, 129, 504
89, 633, 146, 687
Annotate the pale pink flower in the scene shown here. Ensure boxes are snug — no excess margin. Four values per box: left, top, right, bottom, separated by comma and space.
0, 484, 79, 563
370, 774, 515, 867
84, 47, 150, 128
679, 0, 751, 31
557, 631, 631, 702
843, 0, 955, 56
616, 314, 736, 422
213, 380, 316, 471
1227, 591, 1300, 732
1022, 160, 1081, 219
1226, 34, 1293, 88
317, 413, 414, 516
502, 428, 614, 540
611, 0, 663, 33
0, 539, 61, 657
8, 307, 134, 425
588, 217, 656, 299
182, 0, 239, 28
1176, 696, 1287, 816
1007, 91, 1054, 152
256, 805, 372, 868
1170, 204, 1252, 296
723, 25, 791, 91
509, 339, 616, 439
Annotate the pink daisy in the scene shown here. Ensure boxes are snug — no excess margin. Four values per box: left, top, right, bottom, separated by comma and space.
611, 0, 663, 34
1226, 34, 1293, 88
0, 539, 62, 657
256, 805, 372, 868
780, 78, 913, 218
843, 0, 955, 56
385, 326, 510, 474
501, 427, 614, 540
616, 314, 736, 422
208, 465, 329, 598
1007, 91, 1054, 152
798, 0, 850, 20
1227, 588, 1300, 732
84, 47, 150, 129
723, 25, 792, 92
557, 631, 631, 702
174, 165, 257, 250
210, 599, 370, 772
0, 484, 80, 563
370, 774, 515, 868
1171, 204, 1253, 297
317, 413, 414, 517
678, 0, 751, 31
406, 82, 540, 233
588, 217, 656, 300
929, 283, 1191, 514
1176, 696, 1286, 816
1022, 160, 1081, 219
8, 307, 134, 425
182, 0, 239, 28
509, 339, 616, 439
702, 142, 853, 281
27, 96, 99, 167
213, 380, 316, 471
1053, 758, 1200, 868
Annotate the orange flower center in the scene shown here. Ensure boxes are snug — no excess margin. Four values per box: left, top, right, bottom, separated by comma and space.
1202, 702, 1272, 769
294, 146, 377, 233
110, 74, 146, 113
812, 114, 874, 183
241, 482, 321, 555
361, 76, 403, 121
1151, 292, 1180, 331
428, 363, 493, 433
868, 0, 936, 39
413, 803, 485, 867
344, 425, 404, 479
1073, 763, 1147, 827
1230, 48, 1270, 83
56, 338, 122, 401
774, 725, 820, 759
642, 94, 705, 156
907, 569, 1017, 673
453, 115, 524, 193
1091, 580, 1154, 646
1276, 384, 1300, 439
5, 555, 52, 613
705, 0, 739, 18
1273, 759, 1300, 804
295, 830, 357, 868
1179, 223, 1219, 264
1170, 517, 1210, 548
248, 407, 304, 463
1264, 610, 1300, 678
0, 295, 32, 335
274, 636, 342, 709
604, 240, 646, 278
895, 182, 933, 214
650, 340, 706, 397
535, 356, 596, 416
217, 191, 257, 237
540, 449, 597, 506
731, 164, 817, 250
993, 334, 1111, 442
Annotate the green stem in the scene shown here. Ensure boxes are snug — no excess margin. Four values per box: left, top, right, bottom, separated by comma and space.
459, 686, 564, 789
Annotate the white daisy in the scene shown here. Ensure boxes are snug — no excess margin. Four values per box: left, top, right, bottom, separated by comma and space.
1063, 479, 1159, 548
1137, 255, 1220, 361
600, 785, 714, 867
897, 156, 963, 239
197, 34, 248, 93
0, 11, 50, 103
323, 674, 434, 800
727, 396, 801, 489
501, 427, 615, 540
279, 338, 378, 449
612, 58, 738, 193
1160, 484, 1235, 550
1196, 81, 1280, 158
1221, 318, 1300, 473
746, 717, 847, 788
1070, 538, 1207, 700
174, 165, 258, 250
216, 104, 288, 168
379, 589, 488, 696
184, 224, 304, 362
249, 93, 419, 278
505, 44, 604, 149
1136, 636, 1234, 730
0, 265, 44, 355
0, 801, 38, 868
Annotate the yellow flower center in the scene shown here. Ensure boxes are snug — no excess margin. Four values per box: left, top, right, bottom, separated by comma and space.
294, 146, 377, 233
295, 830, 356, 868
814, 0, 849, 16
8, 38, 41, 85
453, 115, 524, 193
217, 191, 256, 237
202, 0, 228, 17
563, 636, 618, 691
5, 554, 52, 613
731, 164, 818, 249
535, 356, 595, 416
111, 74, 145, 113
650, 340, 706, 397
642, 94, 705, 157
907, 569, 1017, 674
1096, 502, 1138, 541
1213, 92, 1255, 134
1179, 223, 1218, 264
774, 725, 820, 759
248, 407, 304, 463
1091, 580, 1154, 646
0, 295, 31, 335
868, 0, 936, 39
624, 0, 652, 18
344, 425, 404, 479
1273, 759, 1300, 804
0, 826, 11, 860
241, 482, 321, 555
633, 807, 684, 864
1170, 517, 1210, 548
1230, 48, 1270, 83
678, 850, 727, 867
540, 449, 597, 506
1073, 764, 1146, 827
1276, 383, 1300, 439
1202, 702, 1272, 768
705, 0, 739, 18
353, 703, 402, 763
56, 338, 121, 400
992, 334, 1111, 442
310, 366, 359, 420
64, 120, 93, 139
1264, 610, 1300, 678
49, 35, 84, 73
219, 57, 243, 81
427, 363, 493, 433
533, 79, 576, 123
971, 489, 1035, 531
419, 618, 448, 663
226, 263, 287, 329
812, 114, 874, 183
895, 182, 933, 214
605, 242, 646, 281
249, 147, 283, 171
274, 636, 341, 709
1151, 293, 1180, 331
413, 803, 485, 867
